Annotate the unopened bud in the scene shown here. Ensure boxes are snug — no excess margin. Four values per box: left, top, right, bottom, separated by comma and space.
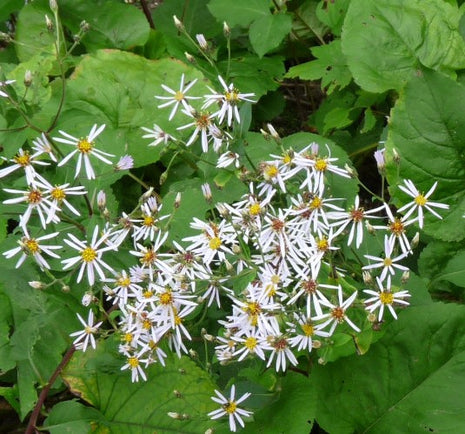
267, 123, 280, 142
260, 128, 271, 140
344, 163, 356, 178
232, 244, 241, 255
318, 357, 326, 365
202, 332, 214, 342
365, 220, 375, 234
24, 70, 32, 87
81, 292, 93, 306
411, 231, 420, 249
216, 202, 229, 217
196, 34, 208, 50
173, 15, 184, 31
80, 20, 90, 32
61, 284, 70, 293
312, 340, 322, 349
201, 183, 212, 202
160, 171, 168, 185
49, 0, 58, 12
97, 190, 106, 210
184, 52, 195, 63
142, 187, 154, 200
224, 259, 233, 271
362, 270, 373, 285
401, 270, 410, 284
103, 207, 111, 221
205, 429, 214, 434
367, 313, 377, 323
29, 281, 45, 289
374, 149, 385, 172
45, 15, 54, 31
173, 390, 183, 398
168, 412, 182, 420
223, 21, 231, 37
174, 192, 181, 208
392, 148, 400, 165
189, 349, 198, 359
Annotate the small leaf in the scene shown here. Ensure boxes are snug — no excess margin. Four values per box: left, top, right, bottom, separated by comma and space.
249, 13, 293, 58
208, 0, 270, 27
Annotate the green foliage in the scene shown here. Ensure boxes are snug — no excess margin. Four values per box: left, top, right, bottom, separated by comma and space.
311, 303, 465, 433
342, 0, 465, 93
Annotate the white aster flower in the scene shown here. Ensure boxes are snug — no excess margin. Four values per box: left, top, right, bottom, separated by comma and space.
363, 235, 409, 282
61, 225, 116, 286
287, 313, 330, 352
266, 335, 298, 372
155, 74, 200, 120
202, 75, 256, 126
177, 109, 215, 152
115, 154, 134, 170
54, 124, 114, 180
208, 385, 253, 432
217, 151, 240, 168
141, 124, 175, 146
31, 133, 58, 162
3, 229, 61, 270
363, 276, 410, 321
69, 310, 102, 352
397, 179, 449, 229
121, 351, 148, 382
314, 285, 360, 335
0, 148, 50, 184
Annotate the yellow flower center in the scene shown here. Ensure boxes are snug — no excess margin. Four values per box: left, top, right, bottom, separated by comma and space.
264, 164, 278, 179
143, 215, 154, 227
383, 257, 393, 267
159, 291, 173, 305
14, 152, 31, 166
310, 196, 322, 210
265, 283, 276, 297
379, 291, 394, 305
143, 290, 153, 298
81, 247, 97, 263
282, 154, 292, 165
174, 90, 184, 101
414, 194, 427, 206
84, 326, 93, 335
27, 189, 42, 204
315, 158, 328, 172
317, 238, 329, 251
24, 238, 40, 254
195, 113, 211, 129
225, 89, 239, 102
124, 333, 133, 343
389, 218, 404, 236
249, 203, 261, 216
51, 187, 66, 201
244, 336, 257, 351
209, 237, 222, 250
128, 357, 139, 368
141, 249, 156, 265
117, 276, 131, 287
224, 401, 237, 414
142, 319, 152, 329
77, 138, 93, 153
174, 314, 183, 326
301, 323, 314, 336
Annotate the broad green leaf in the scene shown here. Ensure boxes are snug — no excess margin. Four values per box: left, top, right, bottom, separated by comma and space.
249, 13, 292, 58
385, 69, 465, 242
45, 401, 106, 433
14, 0, 56, 62
285, 40, 352, 94
342, 0, 465, 93
315, 0, 350, 36
311, 303, 465, 433
59, 0, 150, 51
419, 241, 465, 289
61, 339, 222, 433
208, 0, 270, 28
243, 373, 316, 433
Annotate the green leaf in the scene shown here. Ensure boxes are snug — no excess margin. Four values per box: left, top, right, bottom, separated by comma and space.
243, 373, 315, 433
249, 13, 292, 58
419, 241, 465, 288
208, 0, 270, 28
14, 0, 56, 62
311, 303, 465, 433
342, 0, 465, 92
292, 0, 327, 42
285, 40, 352, 94
61, 339, 222, 433
45, 401, 105, 433
315, 0, 350, 37
385, 69, 465, 242
59, 0, 150, 51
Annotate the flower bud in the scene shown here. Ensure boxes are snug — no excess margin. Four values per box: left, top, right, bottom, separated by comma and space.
196, 34, 208, 50
173, 15, 184, 31
392, 148, 400, 165
365, 220, 375, 235
29, 281, 45, 289
184, 52, 195, 63
173, 390, 183, 398
367, 313, 377, 323
312, 340, 322, 349
374, 149, 385, 172
45, 15, 54, 32
201, 183, 212, 202
167, 412, 182, 420
401, 270, 410, 284
223, 21, 231, 37
49, 0, 58, 12
160, 171, 168, 185
411, 231, 420, 249
174, 192, 181, 208
362, 270, 373, 285
81, 292, 93, 306
24, 70, 32, 87
344, 163, 356, 178
267, 123, 280, 142
80, 20, 90, 32
97, 190, 106, 210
